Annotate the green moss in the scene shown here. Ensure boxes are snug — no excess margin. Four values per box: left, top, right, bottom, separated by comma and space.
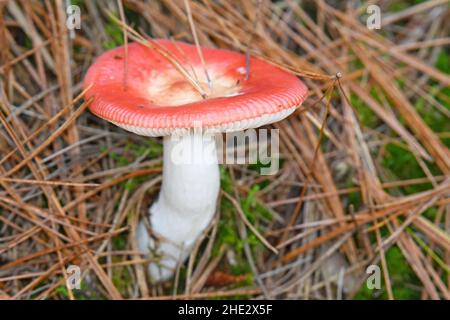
355, 246, 421, 299
54, 279, 90, 300
103, 14, 125, 49
430, 51, 450, 147
386, 246, 421, 299
212, 169, 271, 278
387, 0, 428, 14
435, 50, 450, 74
350, 94, 379, 128
346, 180, 363, 211
105, 140, 162, 191
108, 233, 133, 296
241, 185, 272, 223
382, 143, 437, 194
111, 266, 132, 295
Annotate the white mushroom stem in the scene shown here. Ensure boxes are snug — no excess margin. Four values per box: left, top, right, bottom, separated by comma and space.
137, 131, 220, 282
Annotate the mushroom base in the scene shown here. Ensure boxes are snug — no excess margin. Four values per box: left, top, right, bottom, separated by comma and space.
137, 133, 220, 282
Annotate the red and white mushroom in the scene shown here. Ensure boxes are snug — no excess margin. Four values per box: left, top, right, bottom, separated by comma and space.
84, 40, 308, 282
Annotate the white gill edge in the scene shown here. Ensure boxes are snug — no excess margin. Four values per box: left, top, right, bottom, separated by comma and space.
112, 106, 298, 137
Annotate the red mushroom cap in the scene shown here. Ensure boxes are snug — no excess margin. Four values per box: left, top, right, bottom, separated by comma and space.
83, 40, 308, 136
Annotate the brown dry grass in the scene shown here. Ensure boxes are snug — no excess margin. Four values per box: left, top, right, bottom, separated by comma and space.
0, 0, 449, 300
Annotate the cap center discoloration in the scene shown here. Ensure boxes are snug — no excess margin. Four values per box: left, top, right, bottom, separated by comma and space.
146, 68, 241, 107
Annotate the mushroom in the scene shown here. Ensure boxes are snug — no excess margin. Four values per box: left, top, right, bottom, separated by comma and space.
83, 40, 308, 282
